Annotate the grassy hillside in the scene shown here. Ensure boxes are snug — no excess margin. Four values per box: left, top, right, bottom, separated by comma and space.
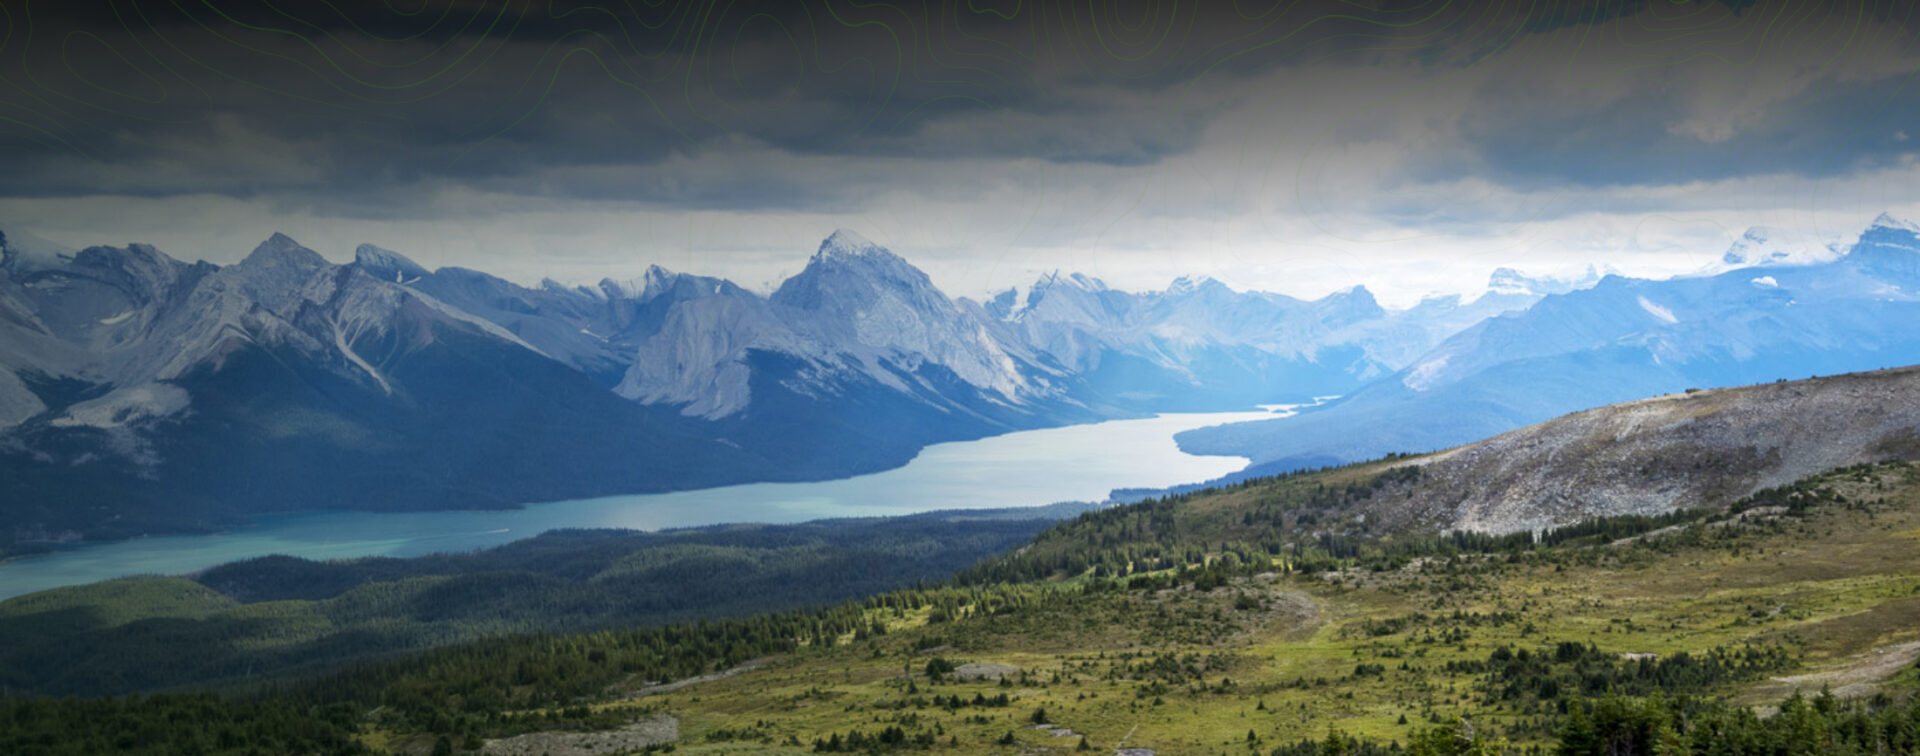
9, 457, 1917, 755
541, 460, 1920, 755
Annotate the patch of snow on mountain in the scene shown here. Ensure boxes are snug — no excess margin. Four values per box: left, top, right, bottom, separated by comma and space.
1637, 296, 1679, 324
50, 383, 190, 429
0, 370, 45, 428
1403, 355, 1449, 391
354, 243, 431, 283
329, 315, 393, 395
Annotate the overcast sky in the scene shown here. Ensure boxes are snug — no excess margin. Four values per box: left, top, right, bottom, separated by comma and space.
2, 0, 1917, 306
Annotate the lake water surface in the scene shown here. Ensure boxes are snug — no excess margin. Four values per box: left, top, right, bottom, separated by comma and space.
0, 410, 1283, 600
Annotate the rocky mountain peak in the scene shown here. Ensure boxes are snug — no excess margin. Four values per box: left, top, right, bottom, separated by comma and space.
1327, 284, 1378, 307
639, 264, 678, 299
240, 233, 328, 272
1848, 212, 1920, 279
815, 228, 891, 261
1488, 267, 1556, 295
775, 231, 939, 313
1869, 212, 1920, 235
1165, 275, 1229, 297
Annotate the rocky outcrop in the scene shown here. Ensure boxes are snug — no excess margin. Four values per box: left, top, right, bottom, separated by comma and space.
1399, 367, 1920, 533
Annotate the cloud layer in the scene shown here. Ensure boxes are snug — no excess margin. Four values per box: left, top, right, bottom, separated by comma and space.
2, 0, 1916, 304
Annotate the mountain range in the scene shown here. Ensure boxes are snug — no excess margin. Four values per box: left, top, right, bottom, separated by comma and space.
1, 215, 1911, 549
1179, 213, 1920, 473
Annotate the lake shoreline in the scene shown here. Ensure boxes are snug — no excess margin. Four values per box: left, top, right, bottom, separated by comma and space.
0, 409, 1287, 601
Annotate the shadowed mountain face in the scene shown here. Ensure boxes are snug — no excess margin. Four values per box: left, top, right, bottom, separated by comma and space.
1178, 215, 1920, 475
0, 234, 776, 545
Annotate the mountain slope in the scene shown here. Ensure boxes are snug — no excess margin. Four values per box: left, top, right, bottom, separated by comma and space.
1392, 365, 1920, 533
356, 244, 760, 389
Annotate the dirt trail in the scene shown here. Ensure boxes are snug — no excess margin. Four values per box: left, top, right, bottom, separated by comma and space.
617, 658, 767, 699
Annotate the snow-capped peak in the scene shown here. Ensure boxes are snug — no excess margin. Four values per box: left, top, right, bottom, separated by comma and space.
1329, 284, 1376, 303
638, 264, 703, 302
1714, 226, 1840, 270
641, 264, 676, 294
1487, 266, 1608, 296
1847, 212, 1920, 276
1869, 212, 1920, 235
1722, 227, 1776, 264
353, 243, 430, 283
1488, 267, 1547, 295
815, 228, 891, 260
1030, 270, 1107, 292
0, 225, 75, 273
1021, 271, 1110, 312
1166, 275, 1228, 295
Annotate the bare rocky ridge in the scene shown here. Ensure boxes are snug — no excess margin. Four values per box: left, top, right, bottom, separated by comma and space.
1395, 366, 1920, 534
950, 662, 1020, 681
479, 714, 677, 756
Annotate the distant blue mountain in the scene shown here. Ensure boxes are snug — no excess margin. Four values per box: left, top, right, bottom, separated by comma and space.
997, 267, 1556, 410
1177, 214, 1920, 472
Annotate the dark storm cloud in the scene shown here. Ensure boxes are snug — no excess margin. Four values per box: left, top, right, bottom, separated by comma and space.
0, 0, 1909, 213
1452, 71, 1920, 190
1404, 0, 1920, 195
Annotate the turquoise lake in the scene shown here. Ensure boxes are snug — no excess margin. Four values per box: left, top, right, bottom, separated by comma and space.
0, 410, 1284, 599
